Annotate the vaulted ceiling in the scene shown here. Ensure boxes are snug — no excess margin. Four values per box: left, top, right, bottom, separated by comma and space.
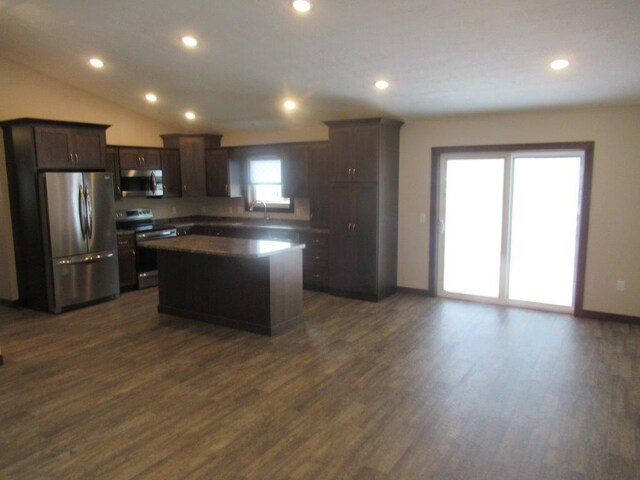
1, 0, 639, 132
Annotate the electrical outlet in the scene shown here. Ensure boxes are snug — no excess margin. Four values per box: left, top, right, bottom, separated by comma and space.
171, 207, 177, 214
616, 280, 626, 292
419, 213, 426, 224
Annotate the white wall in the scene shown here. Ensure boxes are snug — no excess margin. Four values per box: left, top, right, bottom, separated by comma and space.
398, 105, 640, 317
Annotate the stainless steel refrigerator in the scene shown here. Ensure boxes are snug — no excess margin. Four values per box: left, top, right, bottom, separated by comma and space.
39, 172, 119, 313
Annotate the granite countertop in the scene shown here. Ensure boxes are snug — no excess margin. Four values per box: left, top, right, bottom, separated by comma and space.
156, 216, 329, 234
140, 235, 305, 259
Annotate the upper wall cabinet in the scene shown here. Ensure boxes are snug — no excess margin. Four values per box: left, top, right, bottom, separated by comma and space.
161, 134, 222, 197
326, 122, 380, 183
308, 143, 330, 228
161, 149, 181, 198
281, 144, 309, 198
34, 124, 107, 170
118, 148, 161, 170
205, 148, 242, 198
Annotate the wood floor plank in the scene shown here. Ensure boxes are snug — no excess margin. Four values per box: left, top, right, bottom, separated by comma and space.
1, 289, 639, 479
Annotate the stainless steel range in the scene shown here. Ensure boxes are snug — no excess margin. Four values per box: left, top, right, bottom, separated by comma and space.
115, 209, 177, 288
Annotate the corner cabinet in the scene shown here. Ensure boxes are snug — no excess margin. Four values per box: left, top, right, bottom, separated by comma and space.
326, 118, 403, 302
161, 134, 223, 197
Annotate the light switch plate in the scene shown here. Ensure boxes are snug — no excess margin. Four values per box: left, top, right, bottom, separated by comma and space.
616, 280, 626, 291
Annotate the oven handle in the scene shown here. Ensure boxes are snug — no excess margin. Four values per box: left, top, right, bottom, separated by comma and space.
136, 229, 177, 241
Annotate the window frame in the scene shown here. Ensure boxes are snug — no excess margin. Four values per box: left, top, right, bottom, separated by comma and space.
243, 155, 294, 213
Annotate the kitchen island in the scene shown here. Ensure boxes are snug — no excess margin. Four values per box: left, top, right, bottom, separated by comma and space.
141, 235, 305, 335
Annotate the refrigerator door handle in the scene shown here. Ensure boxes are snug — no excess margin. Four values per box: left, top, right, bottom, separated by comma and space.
78, 184, 87, 239
56, 252, 115, 266
84, 185, 93, 240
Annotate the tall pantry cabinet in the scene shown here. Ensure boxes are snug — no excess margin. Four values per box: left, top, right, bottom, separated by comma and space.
326, 118, 403, 301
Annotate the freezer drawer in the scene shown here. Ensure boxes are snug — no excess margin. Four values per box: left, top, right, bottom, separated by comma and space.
51, 250, 119, 312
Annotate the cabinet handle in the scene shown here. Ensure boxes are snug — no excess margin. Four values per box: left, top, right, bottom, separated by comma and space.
312, 274, 321, 279
352, 223, 356, 231
348, 167, 352, 177
352, 167, 356, 178
348, 223, 352, 231
141, 155, 145, 166
313, 255, 321, 260
312, 239, 321, 244
68, 153, 74, 164
183, 185, 187, 191
225, 183, 229, 194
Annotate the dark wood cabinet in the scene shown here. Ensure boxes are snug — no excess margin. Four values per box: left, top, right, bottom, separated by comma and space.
118, 148, 161, 170
117, 234, 137, 290
105, 147, 121, 200
34, 125, 106, 170
161, 134, 223, 198
281, 144, 309, 198
0, 118, 110, 311
328, 123, 379, 183
161, 149, 181, 197
308, 143, 330, 228
301, 231, 329, 290
205, 148, 242, 197
326, 118, 403, 301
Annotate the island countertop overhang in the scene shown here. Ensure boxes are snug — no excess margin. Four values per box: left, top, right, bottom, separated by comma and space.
139, 234, 305, 259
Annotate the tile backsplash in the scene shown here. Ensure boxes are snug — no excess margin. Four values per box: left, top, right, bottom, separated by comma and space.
117, 196, 311, 221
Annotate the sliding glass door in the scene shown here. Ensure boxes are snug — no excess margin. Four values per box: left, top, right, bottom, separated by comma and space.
437, 151, 584, 311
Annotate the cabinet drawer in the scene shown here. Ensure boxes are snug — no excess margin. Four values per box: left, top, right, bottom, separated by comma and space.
301, 232, 328, 248
304, 267, 329, 288
304, 247, 328, 267
117, 235, 135, 250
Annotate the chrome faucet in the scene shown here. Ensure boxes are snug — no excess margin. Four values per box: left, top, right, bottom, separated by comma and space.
251, 200, 270, 221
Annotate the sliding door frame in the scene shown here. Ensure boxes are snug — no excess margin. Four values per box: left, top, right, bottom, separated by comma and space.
429, 142, 594, 316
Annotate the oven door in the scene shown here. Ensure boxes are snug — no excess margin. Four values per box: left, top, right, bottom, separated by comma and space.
120, 170, 164, 198
135, 228, 177, 288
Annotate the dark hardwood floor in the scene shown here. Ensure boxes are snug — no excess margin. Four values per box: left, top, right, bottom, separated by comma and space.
0, 289, 639, 479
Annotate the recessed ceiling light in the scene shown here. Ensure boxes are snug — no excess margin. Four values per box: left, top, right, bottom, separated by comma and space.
89, 58, 104, 69
283, 99, 298, 111
374, 80, 390, 90
145, 93, 158, 103
185, 111, 196, 120
292, 0, 312, 13
549, 59, 570, 70
182, 36, 198, 48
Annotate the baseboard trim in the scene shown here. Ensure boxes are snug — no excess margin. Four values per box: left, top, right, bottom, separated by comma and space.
396, 287, 435, 297
579, 309, 640, 326
0, 298, 20, 308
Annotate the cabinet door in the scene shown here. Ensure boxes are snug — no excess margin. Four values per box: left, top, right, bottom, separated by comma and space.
118, 248, 137, 289
118, 148, 142, 169
351, 125, 379, 183
350, 184, 379, 295
308, 143, 330, 228
105, 147, 121, 199
161, 149, 181, 197
74, 128, 106, 169
34, 126, 74, 168
180, 137, 206, 197
281, 144, 308, 198
329, 183, 354, 292
330, 127, 353, 183
205, 149, 230, 197
138, 149, 161, 169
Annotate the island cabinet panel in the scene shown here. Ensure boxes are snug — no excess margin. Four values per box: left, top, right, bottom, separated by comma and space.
156, 247, 303, 336
161, 134, 223, 198
34, 125, 106, 170
205, 148, 243, 197
326, 118, 403, 301
118, 148, 161, 170
281, 144, 309, 198
161, 149, 181, 197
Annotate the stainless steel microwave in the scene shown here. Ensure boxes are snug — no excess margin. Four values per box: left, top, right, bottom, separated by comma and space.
120, 169, 164, 198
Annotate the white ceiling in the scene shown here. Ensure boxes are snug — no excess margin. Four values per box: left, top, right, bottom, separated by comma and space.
1, 0, 639, 132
